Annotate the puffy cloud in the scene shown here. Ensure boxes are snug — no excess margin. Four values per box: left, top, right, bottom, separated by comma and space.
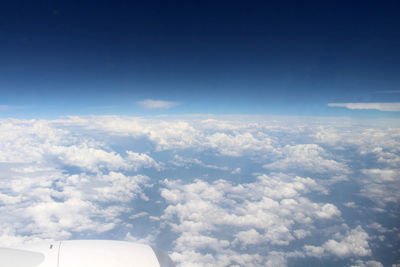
315, 203, 341, 219
304, 245, 325, 258
57, 116, 276, 156
234, 229, 264, 246
0, 119, 66, 163
50, 144, 128, 172
305, 226, 371, 258
205, 132, 275, 156
161, 173, 340, 266
265, 252, 287, 267
310, 124, 400, 209
91, 172, 150, 202
328, 102, 400, 112
360, 169, 400, 206
312, 126, 342, 146
126, 151, 161, 171
264, 144, 348, 174
0, 118, 162, 173
362, 169, 398, 182
0, 162, 150, 246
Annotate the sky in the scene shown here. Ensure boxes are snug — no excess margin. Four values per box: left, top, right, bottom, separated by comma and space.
0, 2, 400, 267
1, 0, 400, 117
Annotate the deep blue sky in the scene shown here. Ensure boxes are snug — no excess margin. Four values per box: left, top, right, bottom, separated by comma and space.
1, 0, 400, 117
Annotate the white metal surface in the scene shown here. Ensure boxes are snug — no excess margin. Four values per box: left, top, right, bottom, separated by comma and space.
58, 240, 160, 267
4, 242, 58, 267
0, 247, 44, 267
2, 240, 171, 267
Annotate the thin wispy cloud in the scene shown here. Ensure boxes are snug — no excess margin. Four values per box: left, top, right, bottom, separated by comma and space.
0, 105, 26, 111
328, 102, 400, 112
137, 99, 179, 109
0, 105, 10, 111
374, 90, 400, 94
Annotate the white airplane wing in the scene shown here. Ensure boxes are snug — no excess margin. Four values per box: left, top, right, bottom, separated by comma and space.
0, 240, 175, 267
0, 248, 45, 267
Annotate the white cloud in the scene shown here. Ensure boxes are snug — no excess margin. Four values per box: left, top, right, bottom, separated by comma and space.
349, 259, 384, 267
360, 168, 400, 206
92, 172, 150, 202
171, 154, 229, 171
0, 167, 150, 246
367, 222, 389, 234
343, 202, 357, 208
232, 167, 241, 174
161, 173, 340, 266
50, 144, 128, 172
126, 151, 161, 171
0, 115, 399, 266
265, 252, 287, 267
263, 144, 348, 174
61, 116, 278, 156
362, 169, 398, 182
206, 132, 275, 156
234, 229, 264, 246
328, 102, 400, 112
129, 212, 149, 220
137, 99, 179, 109
0, 123, 151, 246
304, 245, 325, 258
305, 226, 371, 258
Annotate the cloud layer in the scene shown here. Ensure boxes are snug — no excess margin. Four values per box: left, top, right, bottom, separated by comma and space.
0, 115, 399, 266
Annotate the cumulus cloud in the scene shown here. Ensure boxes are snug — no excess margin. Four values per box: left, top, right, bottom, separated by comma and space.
50, 144, 128, 172
126, 151, 161, 171
263, 144, 348, 174
160, 173, 340, 266
360, 169, 400, 206
0, 166, 150, 245
58, 116, 278, 156
137, 99, 179, 109
206, 132, 275, 156
305, 226, 371, 258
328, 102, 400, 112
91, 172, 150, 202
0, 118, 155, 246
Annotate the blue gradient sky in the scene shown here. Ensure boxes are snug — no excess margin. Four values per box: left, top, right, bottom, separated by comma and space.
1, 0, 400, 118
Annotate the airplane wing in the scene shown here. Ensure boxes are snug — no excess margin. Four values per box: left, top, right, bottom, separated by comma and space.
0, 247, 45, 267
0, 240, 175, 267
